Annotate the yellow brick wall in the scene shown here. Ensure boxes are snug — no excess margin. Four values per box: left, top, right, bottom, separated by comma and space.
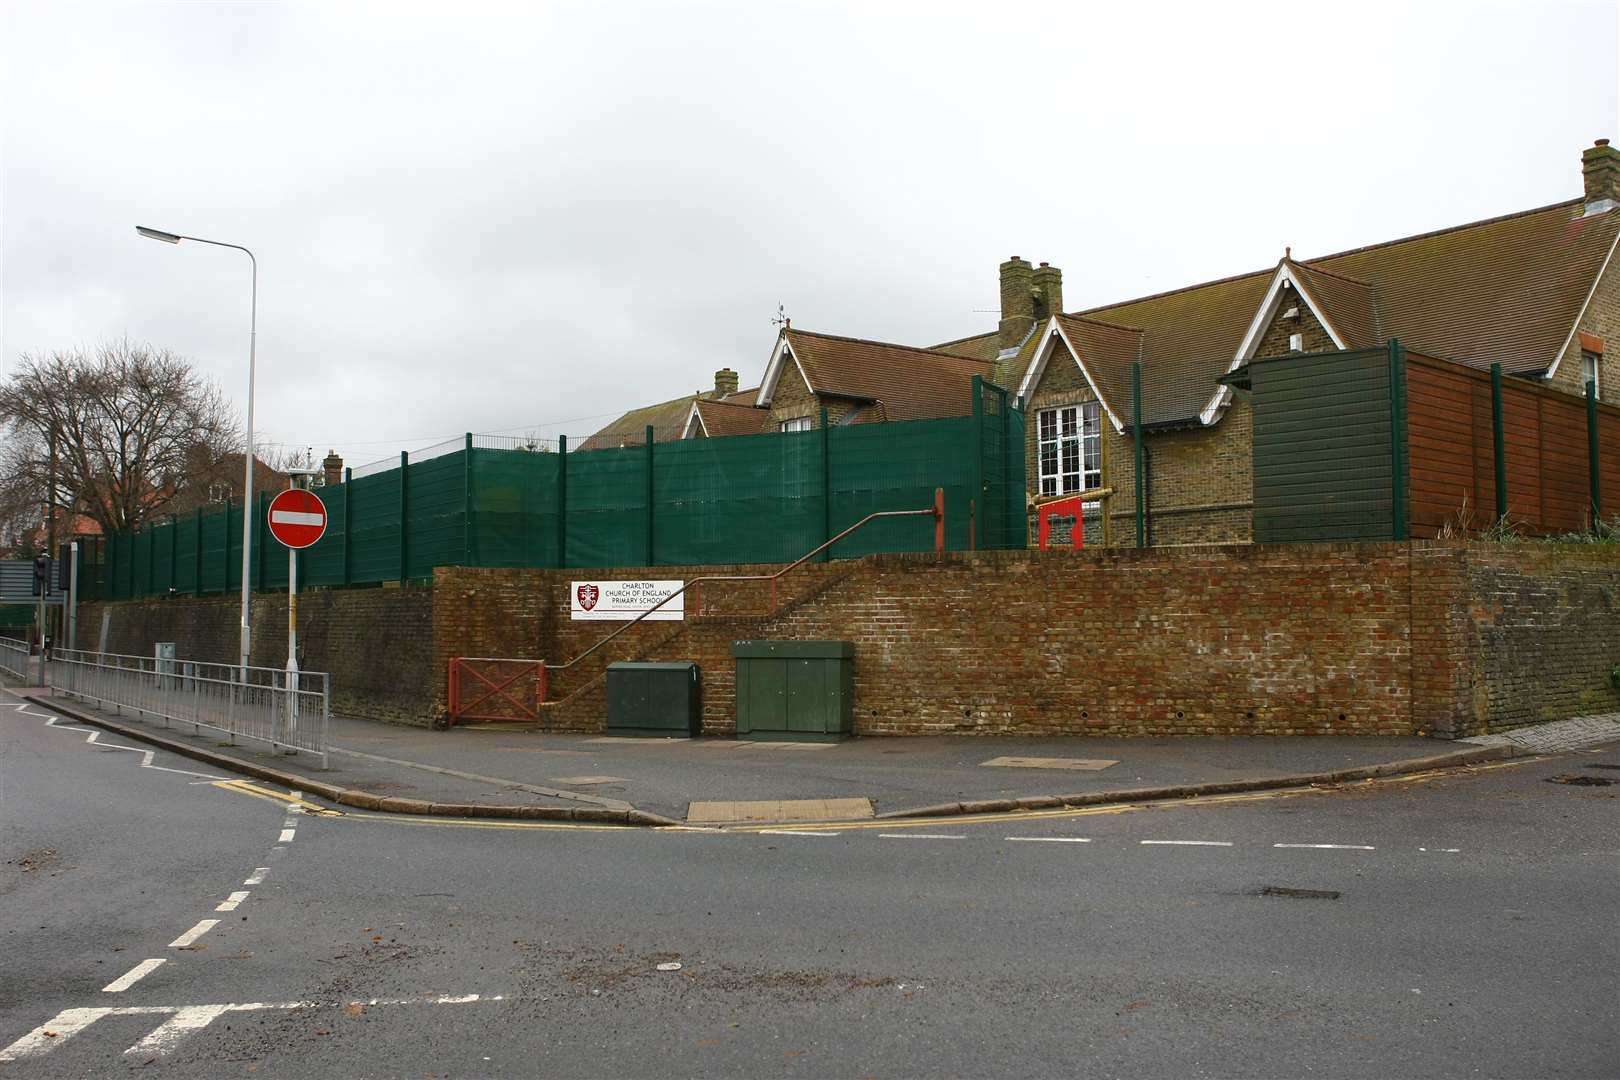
1254, 285, 1337, 356
768, 353, 863, 428
1546, 255, 1618, 405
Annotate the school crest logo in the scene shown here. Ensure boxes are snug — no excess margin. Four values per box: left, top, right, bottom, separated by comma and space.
576, 583, 600, 611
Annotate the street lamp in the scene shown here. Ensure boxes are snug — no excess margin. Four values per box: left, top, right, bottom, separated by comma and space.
136, 225, 258, 685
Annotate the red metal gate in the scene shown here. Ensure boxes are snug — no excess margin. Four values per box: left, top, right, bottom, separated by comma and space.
447, 657, 547, 725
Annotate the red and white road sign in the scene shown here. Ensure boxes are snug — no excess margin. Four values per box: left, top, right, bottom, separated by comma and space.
267, 488, 328, 549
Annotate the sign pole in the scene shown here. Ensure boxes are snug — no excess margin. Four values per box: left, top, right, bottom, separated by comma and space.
264, 474, 327, 754
285, 475, 300, 751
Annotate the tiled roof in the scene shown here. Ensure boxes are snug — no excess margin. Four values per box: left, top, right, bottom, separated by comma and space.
693, 396, 769, 437
988, 199, 1620, 425
578, 393, 701, 450
781, 328, 996, 421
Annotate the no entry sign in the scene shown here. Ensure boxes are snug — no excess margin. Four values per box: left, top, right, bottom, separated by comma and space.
267, 488, 328, 549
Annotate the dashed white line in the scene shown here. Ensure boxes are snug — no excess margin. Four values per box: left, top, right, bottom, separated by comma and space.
759, 830, 842, 837
277, 828, 296, 843
1418, 847, 1462, 853
123, 1005, 229, 1057
168, 920, 219, 949
0, 1007, 112, 1060
1140, 840, 1233, 847
215, 891, 250, 912
1273, 843, 1376, 851
244, 867, 270, 885
1006, 836, 1092, 843
878, 833, 966, 840
102, 959, 166, 993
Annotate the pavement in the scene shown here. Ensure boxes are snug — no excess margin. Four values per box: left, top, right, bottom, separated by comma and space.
4, 687, 1618, 1079
13, 676, 1614, 825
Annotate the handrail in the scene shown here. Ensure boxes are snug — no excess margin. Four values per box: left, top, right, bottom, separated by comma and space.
544, 487, 945, 680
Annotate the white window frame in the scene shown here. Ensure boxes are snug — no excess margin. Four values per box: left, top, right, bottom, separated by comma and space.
780, 416, 812, 433
1037, 402, 1101, 500
1582, 350, 1602, 399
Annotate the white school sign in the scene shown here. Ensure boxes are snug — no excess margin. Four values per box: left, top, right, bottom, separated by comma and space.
570, 580, 684, 621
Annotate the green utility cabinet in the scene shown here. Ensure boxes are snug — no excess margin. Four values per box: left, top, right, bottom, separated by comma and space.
732, 641, 854, 741
605, 661, 701, 737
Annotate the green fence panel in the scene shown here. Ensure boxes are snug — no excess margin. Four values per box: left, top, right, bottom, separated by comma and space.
347, 471, 402, 584
566, 445, 652, 568
173, 514, 198, 593
468, 447, 559, 569
404, 451, 467, 579
828, 417, 975, 557
197, 507, 225, 593
653, 429, 821, 566
299, 485, 347, 586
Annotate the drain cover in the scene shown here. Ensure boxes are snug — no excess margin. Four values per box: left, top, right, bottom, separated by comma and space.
1251, 886, 1341, 900
1546, 773, 1616, 786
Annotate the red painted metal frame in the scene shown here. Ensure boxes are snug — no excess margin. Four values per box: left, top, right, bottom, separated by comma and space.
1036, 495, 1085, 551
447, 656, 546, 725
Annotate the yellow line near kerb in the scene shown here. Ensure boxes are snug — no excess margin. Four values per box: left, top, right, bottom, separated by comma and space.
211, 779, 342, 816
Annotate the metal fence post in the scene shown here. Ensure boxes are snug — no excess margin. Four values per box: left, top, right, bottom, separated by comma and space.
463, 433, 475, 566
557, 435, 568, 569
1132, 361, 1145, 548
645, 424, 656, 566
1388, 340, 1408, 541
342, 466, 353, 585
398, 451, 410, 582
256, 491, 268, 590
820, 407, 832, 561
1491, 363, 1507, 521
1589, 378, 1603, 530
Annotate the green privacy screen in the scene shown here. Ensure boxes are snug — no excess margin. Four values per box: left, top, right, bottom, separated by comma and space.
95, 386, 1025, 600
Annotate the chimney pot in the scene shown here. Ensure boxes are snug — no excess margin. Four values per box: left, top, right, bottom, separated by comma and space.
1032, 261, 1063, 322
998, 257, 1036, 352
322, 449, 343, 488
712, 367, 740, 398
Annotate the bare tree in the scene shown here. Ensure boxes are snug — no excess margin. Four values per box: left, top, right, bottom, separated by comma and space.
0, 340, 241, 536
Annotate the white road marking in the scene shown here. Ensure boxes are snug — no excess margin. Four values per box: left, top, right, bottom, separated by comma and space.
1141, 840, 1233, 846
36, 712, 224, 779
124, 1004, 230, 1057
244, 867, 270, 885
215, 891, 250, 912
1, 1007, 114, 1060
1418, 847, 1462, 853
1274, 843, 1376, 850
1006, 836, 1092, 843
878, 833, 966, 840
759, 830, 842, 837
278, 828, 296, 843
102, 959, 166, 993
168, 920, 219, 948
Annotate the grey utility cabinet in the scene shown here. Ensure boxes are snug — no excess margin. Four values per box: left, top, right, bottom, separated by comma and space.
732, 640, 854, 741
605, 661, 701, 737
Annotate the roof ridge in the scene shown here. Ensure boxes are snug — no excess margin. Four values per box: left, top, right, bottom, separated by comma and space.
788, 327, 995, 367
1065, 197, 1587, 320
700, 398, 765, 410
930, 329, 997, 348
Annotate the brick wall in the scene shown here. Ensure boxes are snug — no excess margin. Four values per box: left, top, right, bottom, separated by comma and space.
1254, 285, 1337, 356
767, 356, 863, 428
75, 583, 435, 724
81, 541, 1619, 737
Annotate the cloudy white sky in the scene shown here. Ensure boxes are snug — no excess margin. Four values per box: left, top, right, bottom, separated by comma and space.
2, 0, 1616, 466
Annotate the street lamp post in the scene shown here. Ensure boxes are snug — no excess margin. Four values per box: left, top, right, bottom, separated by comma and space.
136, 226, 257, 685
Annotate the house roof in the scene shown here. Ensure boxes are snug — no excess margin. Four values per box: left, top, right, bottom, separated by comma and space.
691, 394, 769, 438
580, 394, 705, 450
945, 198, 1620, 426
764, 328, 996, 421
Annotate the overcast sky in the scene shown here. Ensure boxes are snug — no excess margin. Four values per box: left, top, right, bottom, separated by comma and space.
2, 0, 1616, 467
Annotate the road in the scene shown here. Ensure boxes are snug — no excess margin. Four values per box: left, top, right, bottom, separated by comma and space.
3, 690, 1616, 1079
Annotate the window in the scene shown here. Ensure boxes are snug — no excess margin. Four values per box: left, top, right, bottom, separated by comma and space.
780, 416, 812, 433
1037, 402, 1101, 498
1582, 350, 1602, 399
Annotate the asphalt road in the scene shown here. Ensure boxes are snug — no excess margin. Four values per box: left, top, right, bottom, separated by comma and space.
3, 689, 1616, 1079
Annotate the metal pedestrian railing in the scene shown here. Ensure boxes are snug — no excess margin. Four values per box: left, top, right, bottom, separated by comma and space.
0, 635, 28, 682
48, 648, 329, 768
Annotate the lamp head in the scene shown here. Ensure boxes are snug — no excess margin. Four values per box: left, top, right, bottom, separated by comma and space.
135, 226, 182, 244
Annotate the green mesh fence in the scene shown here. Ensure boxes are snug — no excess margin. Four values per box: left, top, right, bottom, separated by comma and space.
98, 398, 1026, 599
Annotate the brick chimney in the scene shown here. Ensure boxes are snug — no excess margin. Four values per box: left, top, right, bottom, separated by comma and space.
712, 367, 739, 398
1032, 262, 1063, 321
999, 256, 1035, 351
322, 449, 343, 487
1583, 138, 1619, 215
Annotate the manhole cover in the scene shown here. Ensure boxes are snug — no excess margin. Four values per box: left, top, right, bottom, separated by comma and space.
1546, 773, 1616, 786
1250, 886, 1341, 900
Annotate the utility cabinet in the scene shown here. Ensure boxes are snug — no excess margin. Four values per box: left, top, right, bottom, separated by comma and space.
732, 640, 854, 741
605, 661, 701, 737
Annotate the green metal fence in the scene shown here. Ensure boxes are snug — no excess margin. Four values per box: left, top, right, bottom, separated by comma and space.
90, 389, 1025, 602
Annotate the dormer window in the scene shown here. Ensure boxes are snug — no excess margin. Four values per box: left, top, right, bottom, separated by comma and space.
780, 416, 812, 433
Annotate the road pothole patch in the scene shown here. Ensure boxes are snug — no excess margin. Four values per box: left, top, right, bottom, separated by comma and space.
1545, 773, 1615, 786
1249, 886, 1341, 900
